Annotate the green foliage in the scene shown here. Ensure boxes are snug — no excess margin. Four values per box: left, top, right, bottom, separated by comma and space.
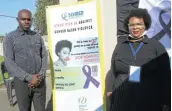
33, 0, 59, 35
0, 36, 4, 42
0, 35, 4, 38
0, 56, 4, 85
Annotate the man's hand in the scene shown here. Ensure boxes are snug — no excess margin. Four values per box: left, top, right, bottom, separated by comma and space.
28, 74, 41, 88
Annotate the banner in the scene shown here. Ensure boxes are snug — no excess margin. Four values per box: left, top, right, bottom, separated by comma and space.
139, 0, 171, 61
46, 0, 105, 111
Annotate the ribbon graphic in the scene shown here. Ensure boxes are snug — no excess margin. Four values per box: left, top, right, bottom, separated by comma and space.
82, 65, 100, 89
153, 8, 171, 40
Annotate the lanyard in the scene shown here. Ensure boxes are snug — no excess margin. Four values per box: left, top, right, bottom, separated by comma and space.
129, 42, 144, 57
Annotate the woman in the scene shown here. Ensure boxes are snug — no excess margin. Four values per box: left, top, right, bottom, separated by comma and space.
109, 8, 170, 111
54, 40, 72, 66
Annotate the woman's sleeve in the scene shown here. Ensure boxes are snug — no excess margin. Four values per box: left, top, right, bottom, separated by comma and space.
106, 44, 120, 92
156, 41, 171, 108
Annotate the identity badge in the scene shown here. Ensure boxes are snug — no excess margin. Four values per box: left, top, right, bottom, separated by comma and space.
129, 65, 141, 82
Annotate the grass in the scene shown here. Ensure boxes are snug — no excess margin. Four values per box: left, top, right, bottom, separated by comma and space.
0, 56, 4, 86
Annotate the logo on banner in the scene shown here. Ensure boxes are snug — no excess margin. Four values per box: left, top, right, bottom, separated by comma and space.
78, 96, 88, 111
61, 11, 84, 21
61, 12, 68, 21
90, 38, 98, 45
78, 96, 87, 104
82, 65, 100, 89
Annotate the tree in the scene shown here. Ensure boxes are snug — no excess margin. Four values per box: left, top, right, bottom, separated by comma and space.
0, 36, 5, 43
34, 0, 59, 35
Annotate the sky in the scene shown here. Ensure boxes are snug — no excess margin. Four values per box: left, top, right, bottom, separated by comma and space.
0, 0, 36, 36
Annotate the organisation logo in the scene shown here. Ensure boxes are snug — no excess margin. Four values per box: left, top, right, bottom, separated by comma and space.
78, 96, 88, 111
61, 11, 84, 21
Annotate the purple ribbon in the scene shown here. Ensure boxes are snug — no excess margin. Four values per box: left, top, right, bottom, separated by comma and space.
82, 65, 100, 89
147, 0, 171, 48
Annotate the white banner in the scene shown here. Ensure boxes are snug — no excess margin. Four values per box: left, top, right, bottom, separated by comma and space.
46, 0, 105, 111
139, 0, 171, 62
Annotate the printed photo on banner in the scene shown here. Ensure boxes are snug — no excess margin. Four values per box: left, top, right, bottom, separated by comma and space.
54, 40, 72, 67
53, 36, 99, 68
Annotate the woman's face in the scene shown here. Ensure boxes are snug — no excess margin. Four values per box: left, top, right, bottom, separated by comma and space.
58, 47, 71, 62
128, 17, 145, 38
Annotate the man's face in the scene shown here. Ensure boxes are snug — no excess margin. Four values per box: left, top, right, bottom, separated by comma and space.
17, 11, 32, 31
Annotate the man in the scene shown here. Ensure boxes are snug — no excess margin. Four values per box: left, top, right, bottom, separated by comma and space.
3, 9, 47, 111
